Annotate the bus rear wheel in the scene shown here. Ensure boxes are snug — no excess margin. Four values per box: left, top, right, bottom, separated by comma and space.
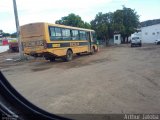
64, 49, 73, 62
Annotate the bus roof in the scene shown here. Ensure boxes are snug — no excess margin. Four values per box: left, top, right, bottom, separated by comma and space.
21, 22, 95, 32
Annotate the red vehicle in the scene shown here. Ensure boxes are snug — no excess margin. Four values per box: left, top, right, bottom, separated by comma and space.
9, 42, 19, 52
2, 38, 9, 45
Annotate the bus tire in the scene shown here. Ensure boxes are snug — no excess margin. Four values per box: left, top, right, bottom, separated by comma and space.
64, 49, 73, 62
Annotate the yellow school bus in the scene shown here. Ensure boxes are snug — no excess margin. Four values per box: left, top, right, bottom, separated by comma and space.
20, 22, 99, 61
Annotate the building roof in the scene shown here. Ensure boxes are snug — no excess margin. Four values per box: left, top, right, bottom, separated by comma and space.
141, 19, 160, 27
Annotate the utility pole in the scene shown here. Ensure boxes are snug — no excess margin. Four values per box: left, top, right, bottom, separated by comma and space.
12, 0, 24, 59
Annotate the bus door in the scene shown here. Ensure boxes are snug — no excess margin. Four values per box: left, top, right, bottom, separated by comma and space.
88, 31, 92, 52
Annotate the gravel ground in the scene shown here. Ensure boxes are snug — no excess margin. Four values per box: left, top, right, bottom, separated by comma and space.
1, 44, 160, 115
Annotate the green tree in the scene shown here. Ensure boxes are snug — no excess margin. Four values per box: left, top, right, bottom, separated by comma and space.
11, 32, 17, 38
0, 30, 11, 37
91, 6, 139, 45
83, 22, 91, 29
91, 12, 114, 45
113, 6, 139, 43
55, 13, 91, 29
113, 10, 125, 34
3, 33, 11, 37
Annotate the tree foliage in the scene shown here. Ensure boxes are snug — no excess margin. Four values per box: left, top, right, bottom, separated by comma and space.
55, 13, 91, 29
0, 30, 17, 38
91, 6, 139, 44
3, 33, 11, 37
91, 12, 114, 44
11, 32, 17, 38
120, 6, 139, 42
0, 30, 11, 37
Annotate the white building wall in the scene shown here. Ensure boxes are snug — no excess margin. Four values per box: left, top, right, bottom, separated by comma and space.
141, 24, 160, 43
114, 34, 121, 44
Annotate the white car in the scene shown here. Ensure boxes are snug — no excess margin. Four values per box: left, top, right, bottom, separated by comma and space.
155, 39, 160, 45
131, 37, 142, 47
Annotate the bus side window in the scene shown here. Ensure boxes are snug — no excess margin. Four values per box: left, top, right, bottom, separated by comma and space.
49, 27, 62, 40
71, 30, 79, 40
62, 29, 71, 40
86, 32, 90, 40
55, 27, 62, 40
79, 31, 87, 40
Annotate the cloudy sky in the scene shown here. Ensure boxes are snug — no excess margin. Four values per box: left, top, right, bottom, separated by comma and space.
0, 0, 160, 33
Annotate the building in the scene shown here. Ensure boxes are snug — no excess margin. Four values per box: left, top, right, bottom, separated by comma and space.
132, 24, 160, 43
141, 24, 160, 43
113, 34, 121, 44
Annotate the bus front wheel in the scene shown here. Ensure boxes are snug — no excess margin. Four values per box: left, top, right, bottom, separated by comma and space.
64, 49, 73, 62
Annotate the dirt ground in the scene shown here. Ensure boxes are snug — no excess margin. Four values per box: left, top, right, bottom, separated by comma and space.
0, 44, 160, 114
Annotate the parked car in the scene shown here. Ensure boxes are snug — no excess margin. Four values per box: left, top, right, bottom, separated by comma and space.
155, 39, 160, 45
131, 37, 142, 47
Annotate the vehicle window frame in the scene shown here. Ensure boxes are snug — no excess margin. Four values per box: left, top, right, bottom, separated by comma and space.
79, 31, 87, 40
62, 28, 71, 40
49, 26, 62, 41
71, 29, 80, 40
